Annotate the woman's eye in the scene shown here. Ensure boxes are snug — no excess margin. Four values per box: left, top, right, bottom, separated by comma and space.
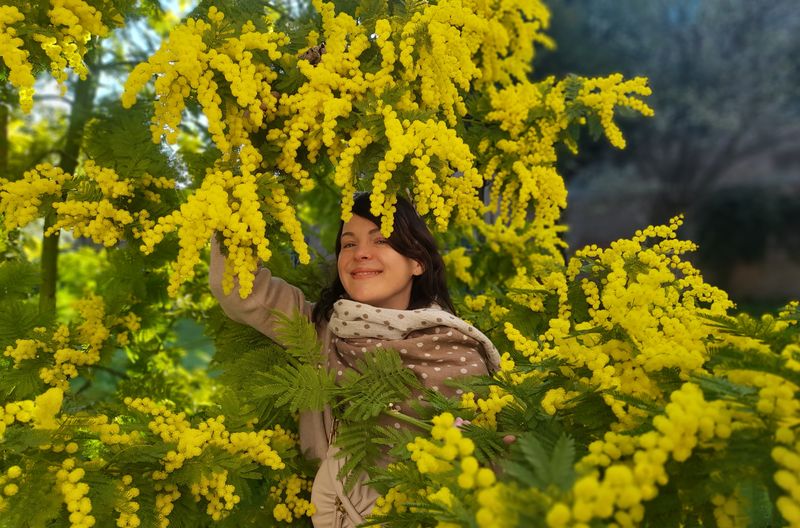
375, 239, 388, 245
342, 242, 355, 249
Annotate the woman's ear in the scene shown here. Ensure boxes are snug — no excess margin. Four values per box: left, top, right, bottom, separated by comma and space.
412, 260, 424, 276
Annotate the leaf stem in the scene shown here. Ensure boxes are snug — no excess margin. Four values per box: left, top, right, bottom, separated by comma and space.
385, 410, 431, 432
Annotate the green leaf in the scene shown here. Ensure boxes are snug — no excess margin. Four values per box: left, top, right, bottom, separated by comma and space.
257, 363, 337, 412
738, 478, 774, 527
0, 259, 40, 300
502, 433, 576, 491
272, 310, 325, 365
337, 348, 421, 421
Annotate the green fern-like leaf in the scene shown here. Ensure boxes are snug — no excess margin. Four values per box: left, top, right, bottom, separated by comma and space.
337, 349, 421, 421
333, 418, 385, 492
257, 364, 337, 412
272, 310, 325, 365
0, 259, 40, 300
501, 433, 576, 492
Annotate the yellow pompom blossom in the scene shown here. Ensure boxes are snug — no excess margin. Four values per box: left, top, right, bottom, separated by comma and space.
0, 1, 116, 110
39, 294, 109, 390
54, 458, 95, 528
772, 426, 800, 527
712, 492, 747, 528
0, 388, 64, 439
577, 74, 655, 149
154, 483, 181, 528
46, 163, 138, 247
190, 470, 240, 521
376, 413, 504, 524
372, 483, 411, 516
460, 386, 515, 430
86, 414, 137, 445
443, 247, 475, 286
41, 0, 110, 90
122, 7, 287, 149
114, 475, 141, 528
557, 383, 733, 526
407, 413, 477, 475
476, 75, 652, 274
540, 387, 580, 416
502, 217, 734, 428
3, 338, 46, 367
0, 164, 68, 230
124, 397, 286, 481
135, 167, 310, 297
0, 6, 34, 111
475, 482, 518, 528
268, 474, 315, 523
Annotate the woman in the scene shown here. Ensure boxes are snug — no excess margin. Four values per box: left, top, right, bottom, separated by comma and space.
210, 192, 499, 527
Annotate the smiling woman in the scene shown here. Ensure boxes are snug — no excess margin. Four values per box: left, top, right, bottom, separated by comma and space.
209, 192, 500, 527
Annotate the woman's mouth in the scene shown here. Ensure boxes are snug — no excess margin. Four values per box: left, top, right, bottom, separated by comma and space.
351, 270, 382, 278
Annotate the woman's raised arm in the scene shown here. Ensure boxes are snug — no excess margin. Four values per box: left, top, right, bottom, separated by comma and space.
208, 236, 315, 345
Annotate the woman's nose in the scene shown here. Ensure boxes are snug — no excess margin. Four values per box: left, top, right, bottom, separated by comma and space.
354, 245, 371, 259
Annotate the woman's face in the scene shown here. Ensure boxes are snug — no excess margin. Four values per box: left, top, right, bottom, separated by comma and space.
337, 215, 423, 310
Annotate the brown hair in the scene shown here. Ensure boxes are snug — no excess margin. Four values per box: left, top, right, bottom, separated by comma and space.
312, 193, 455, 324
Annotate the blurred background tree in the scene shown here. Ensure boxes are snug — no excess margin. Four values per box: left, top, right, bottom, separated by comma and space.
537, 0, 800, 307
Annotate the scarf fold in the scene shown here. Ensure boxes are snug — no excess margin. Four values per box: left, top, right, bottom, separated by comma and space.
328, 299, 501, 372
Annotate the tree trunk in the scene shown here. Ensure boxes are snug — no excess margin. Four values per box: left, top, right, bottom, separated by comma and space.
39, 49, 99, 316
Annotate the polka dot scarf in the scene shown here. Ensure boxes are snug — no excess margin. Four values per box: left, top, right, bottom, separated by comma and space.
328, 299, 501, 373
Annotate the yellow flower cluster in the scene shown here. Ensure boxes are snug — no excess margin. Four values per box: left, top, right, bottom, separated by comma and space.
0, 388, 64, 440
55, 458, 95, 528
460, 387, 515, 430
540, 387, 579, 416
369, 110, 482, 234
0, 0, 115, 110
0, 163, 67, 230
407, 413, 476, 474
372, 484, 411, 516
48, 161, 138, 245
500, 218, 735, 428
465, 294, 509, 322
49, 199, 134, 247
577, 74, 654, 149
477, 75, 652, 273
87, 414, 137, 445
154, 483, 181, 528
552, 383, 732, 527
122, 6, 286, 150
442, 247, 475, 286
269, 474, 315, 522
0, 465, 23, 509
190, 470, 239, 521
0, 6, 34, 112
40, 0, 110, 90
772, 426, 800, 527
712, 492, 746, 528
475, 482, 517, 528
3, 338, 45, 367
39, 295, 109, 390
114, 475, 141, 528
136, 168, 295, 298
124, 397, 286, 481
462, 0, 552, 86
726, 371, 799, 419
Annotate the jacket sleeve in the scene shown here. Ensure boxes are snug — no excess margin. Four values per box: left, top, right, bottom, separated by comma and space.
208, 236, 314, 346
